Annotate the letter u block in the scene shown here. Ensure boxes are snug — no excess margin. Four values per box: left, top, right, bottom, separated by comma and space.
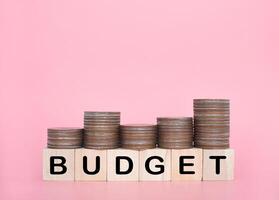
203, 149, 234, 180
139, 148, 171, 181
75, 148, 107, 181
43, 148, 75, 181
107, 149, 139, 181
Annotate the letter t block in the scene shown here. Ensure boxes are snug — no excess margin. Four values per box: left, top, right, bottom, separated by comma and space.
203, 148, 235, 180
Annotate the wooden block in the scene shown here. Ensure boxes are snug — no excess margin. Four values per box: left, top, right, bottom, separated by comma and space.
171, 148, 203, 181
203, 148, 234, 180
75, 148, 106, 181
107, 149, 139, 181
139, 148, 171, 181
43, 148, 75, 181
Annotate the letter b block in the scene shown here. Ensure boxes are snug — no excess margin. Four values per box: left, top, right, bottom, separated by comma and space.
75, 148, 107, 181
43, 148, 75, 181
203, 149, 234, 180
107, 149, 139, 181
139, 148, 171, 181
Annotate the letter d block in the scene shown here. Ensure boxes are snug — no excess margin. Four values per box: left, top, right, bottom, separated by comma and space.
43, 148, 75, 181
107, 149, 139, 181
75, 148, 107, 181
171, 148, 203, 181
140, 148, 171, 181
203, 149, 234, 180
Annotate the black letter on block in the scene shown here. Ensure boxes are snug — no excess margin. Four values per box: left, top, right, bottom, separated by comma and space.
83, 156, 100, 175
179, 156, 195, 174
145, 156, 164, 175
209, 156, 227, 174
116, 156, 133, 175
50, 156, 67, 174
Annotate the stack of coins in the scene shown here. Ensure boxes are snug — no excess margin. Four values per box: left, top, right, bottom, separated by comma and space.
47, 127, 83, 149
83, 112, 120, 149
193, 99, 230, 149
157, 117, 193, 149
120, 124, 157, 150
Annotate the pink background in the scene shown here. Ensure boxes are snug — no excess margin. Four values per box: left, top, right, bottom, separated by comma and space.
1, 0, 279, 199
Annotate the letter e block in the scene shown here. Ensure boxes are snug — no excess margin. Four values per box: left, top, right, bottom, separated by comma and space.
139, 148, 171, 181
171, 148, 202, 181
203, 148, 234, 180
107, 149, 139, 181
43, 148, 75, 181
75, 148, 107, 181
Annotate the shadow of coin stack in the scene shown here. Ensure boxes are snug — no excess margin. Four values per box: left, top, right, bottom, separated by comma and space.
120, 124, 157, 150
157, 117, 193, 149
83, 112, 120, 149
47, 127, 83, 149
193, 99, 230, 149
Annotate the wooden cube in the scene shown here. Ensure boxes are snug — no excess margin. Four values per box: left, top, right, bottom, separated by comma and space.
107, 149, 139, 181
171, 148, 203, 181
203, 148, 234, 180
43, 148, 75, 181
139, 148, 171, 181
75, 148, 107, 181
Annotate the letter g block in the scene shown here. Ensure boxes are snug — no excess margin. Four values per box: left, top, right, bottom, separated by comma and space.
139, 148, 171, 181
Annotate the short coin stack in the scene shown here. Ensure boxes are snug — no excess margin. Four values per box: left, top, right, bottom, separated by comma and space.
120, 124, 157, 150
157, 117, 193, 149
47, 127, 83, 149
83, 112, 120, 149
193, 99, 230, 149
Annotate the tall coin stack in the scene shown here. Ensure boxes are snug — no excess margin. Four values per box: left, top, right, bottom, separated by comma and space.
193, 99, 230, 149
157, 117, 193, 149
120, 124, 157, 150
83, 112, 120, 149
47, 127, 83, 149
